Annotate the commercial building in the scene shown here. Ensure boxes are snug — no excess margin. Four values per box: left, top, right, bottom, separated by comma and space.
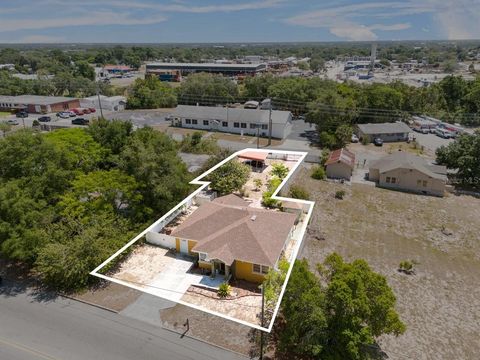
80, 95, 127, 112
171, 105, 293, 139
146, 62, 266, 77
0, 95, 80, 114
356, 122, 412, 142
325, 148, 356, 180
369, 151, 447, 196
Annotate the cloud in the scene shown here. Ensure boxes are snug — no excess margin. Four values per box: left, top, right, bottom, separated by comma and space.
0, 11, 167, 32
285, 0, 480, 41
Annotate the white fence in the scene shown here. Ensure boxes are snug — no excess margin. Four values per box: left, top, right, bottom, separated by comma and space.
146, 232, 176, 249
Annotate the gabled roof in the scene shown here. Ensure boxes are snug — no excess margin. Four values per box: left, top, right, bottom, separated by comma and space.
357, 122, 411, 135
369, 151, 447, 180
172, 105, 292, 125
325, 148, 355, 168
171, 195, 296, 267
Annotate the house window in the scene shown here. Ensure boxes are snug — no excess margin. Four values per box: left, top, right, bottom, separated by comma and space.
386, 177, 391, 183
253, 264, 269, 274
250, 123, 257, 129
423, 180, 427, 187
192, 119, 198, 125
199, 253, 207, 261
417, 180, 422, 186
241, 123, 247, 128
233, 122, 239, 128
222, 121, 228, 127
391, 177, 396, 184
185, 118, 191, 124
203, 120, 209, 126
261, 124, 268, 130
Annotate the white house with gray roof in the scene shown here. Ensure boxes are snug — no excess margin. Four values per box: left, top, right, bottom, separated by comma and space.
357, 122, 411, 142
369, 151, 447, 196
171, 105, 293, 139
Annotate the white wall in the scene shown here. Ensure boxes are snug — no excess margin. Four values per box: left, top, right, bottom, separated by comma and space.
145, 231, 176, 249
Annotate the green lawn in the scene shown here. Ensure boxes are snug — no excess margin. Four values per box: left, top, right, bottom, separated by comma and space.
0, 111, 11, 118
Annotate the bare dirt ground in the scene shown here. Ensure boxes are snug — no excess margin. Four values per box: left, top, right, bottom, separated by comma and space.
74, 283, 142, 312
112, 244, 175, 286
181, 282, 262, 326
292, 166, 480, 360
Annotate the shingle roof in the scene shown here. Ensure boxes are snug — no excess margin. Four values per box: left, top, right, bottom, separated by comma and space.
357, 122, 411, 135
369, 151, 447, 180
172, 105, 291, 125
171, 195, 297, 267
325, 148, 355, 168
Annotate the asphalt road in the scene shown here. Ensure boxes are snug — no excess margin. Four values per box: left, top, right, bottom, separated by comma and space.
0, 284, 246, 360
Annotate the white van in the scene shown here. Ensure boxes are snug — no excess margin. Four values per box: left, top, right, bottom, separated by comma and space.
435, 128, 452, 139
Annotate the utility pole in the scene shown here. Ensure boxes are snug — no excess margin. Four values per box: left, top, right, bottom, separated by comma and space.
96, 82, 104, 119
259, 284, 265, 360
267, 100, 272, 146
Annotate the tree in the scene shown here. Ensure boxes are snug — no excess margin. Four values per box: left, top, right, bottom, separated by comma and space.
119, 127, 191, 215
335, 124, 353, 148
0, 122, 12, 137
207, 160, 250, 195
58, 169, 148, 222
436, 132, 480, 189
87, 118, 133, 155
126, 77, 177, 109
178, 73, 238, 105
277, 255, 405, 360
244, 74, 278, 99
75, 61, 95, 81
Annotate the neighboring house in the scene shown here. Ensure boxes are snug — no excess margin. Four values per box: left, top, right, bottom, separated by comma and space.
171, 105, 293, 139
325, 148, 355, 180
369, 151, 447, 196
170, 194, 297, 283
357, 122, 411, 142
80, 95, 127, 112
0, 95, 79, 114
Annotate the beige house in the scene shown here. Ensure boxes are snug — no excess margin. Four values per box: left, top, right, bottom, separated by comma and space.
325, 148, 355, 180
369, 152, 447, 196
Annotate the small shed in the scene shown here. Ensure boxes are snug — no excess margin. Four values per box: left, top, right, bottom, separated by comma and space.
325, 148, 355, 180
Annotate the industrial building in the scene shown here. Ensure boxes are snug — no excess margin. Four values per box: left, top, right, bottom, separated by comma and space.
80, 95, 127, 112
171, 105, 292, 139
146, 62, 266, 78
356, 122, 412, 142
0, 95, 80, 114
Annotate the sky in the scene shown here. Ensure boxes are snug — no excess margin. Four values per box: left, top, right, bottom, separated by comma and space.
0, 0, 479, 43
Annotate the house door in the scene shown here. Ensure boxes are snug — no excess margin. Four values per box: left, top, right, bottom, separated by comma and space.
180, 239, 189, 254
214, 261, 225, 275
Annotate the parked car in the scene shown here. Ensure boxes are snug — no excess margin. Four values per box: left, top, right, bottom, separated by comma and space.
6, 119, 19, 125
351, 134, 359, 143
373, 137, 384, 146
88, 108, 96, 113
413, 126, 429, 134
57, 112, 70, 119
38, 116, 51, 122
82, 108, 91, 114
68, 111, 76, 117
15, 111, 28, 118
435, 128, 452, 139
71, 118, 89, 125
71, 108, 84, 115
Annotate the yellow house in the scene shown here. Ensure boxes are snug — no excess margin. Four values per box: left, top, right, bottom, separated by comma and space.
171, 194, 297, 283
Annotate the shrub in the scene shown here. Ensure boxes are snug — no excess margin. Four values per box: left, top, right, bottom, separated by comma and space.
334, 190, 346, 199
253, 178, 262, 191
289, 185, 310, 200
262, 190, 279, 208
218, 282, 231, 298
398, 260, 416, 274
320, 149, 330, 166
270, 163, 289, 179
361, 136, 370, 145
208, 160, 251, 195
32, 119, 40, 127
311, 166, 326, 180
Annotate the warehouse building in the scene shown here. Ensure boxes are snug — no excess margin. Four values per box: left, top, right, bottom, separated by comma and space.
81, 95, 127, 112
0, 95, 80, 114
171, 105, 292, 139
356, 122, 411, 142
146, 62, 266, 78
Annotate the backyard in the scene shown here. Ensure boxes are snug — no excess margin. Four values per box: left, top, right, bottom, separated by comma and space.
291, 166, 480, 360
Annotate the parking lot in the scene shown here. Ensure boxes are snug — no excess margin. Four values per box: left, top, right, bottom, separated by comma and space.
412, 132, 454, 155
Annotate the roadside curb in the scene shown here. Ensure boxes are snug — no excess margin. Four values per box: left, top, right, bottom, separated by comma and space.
59, 293, 119, 314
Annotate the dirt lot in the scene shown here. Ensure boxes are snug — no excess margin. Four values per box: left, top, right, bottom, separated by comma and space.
292, 166, 480, 360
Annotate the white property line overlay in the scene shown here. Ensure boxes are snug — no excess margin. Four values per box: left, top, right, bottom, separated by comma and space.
90, 148, 315, 333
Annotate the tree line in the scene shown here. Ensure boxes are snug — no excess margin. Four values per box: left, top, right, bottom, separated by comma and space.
0, 120, 192, 290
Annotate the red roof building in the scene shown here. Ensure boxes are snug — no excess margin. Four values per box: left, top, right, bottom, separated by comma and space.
325, 148, 356, 180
